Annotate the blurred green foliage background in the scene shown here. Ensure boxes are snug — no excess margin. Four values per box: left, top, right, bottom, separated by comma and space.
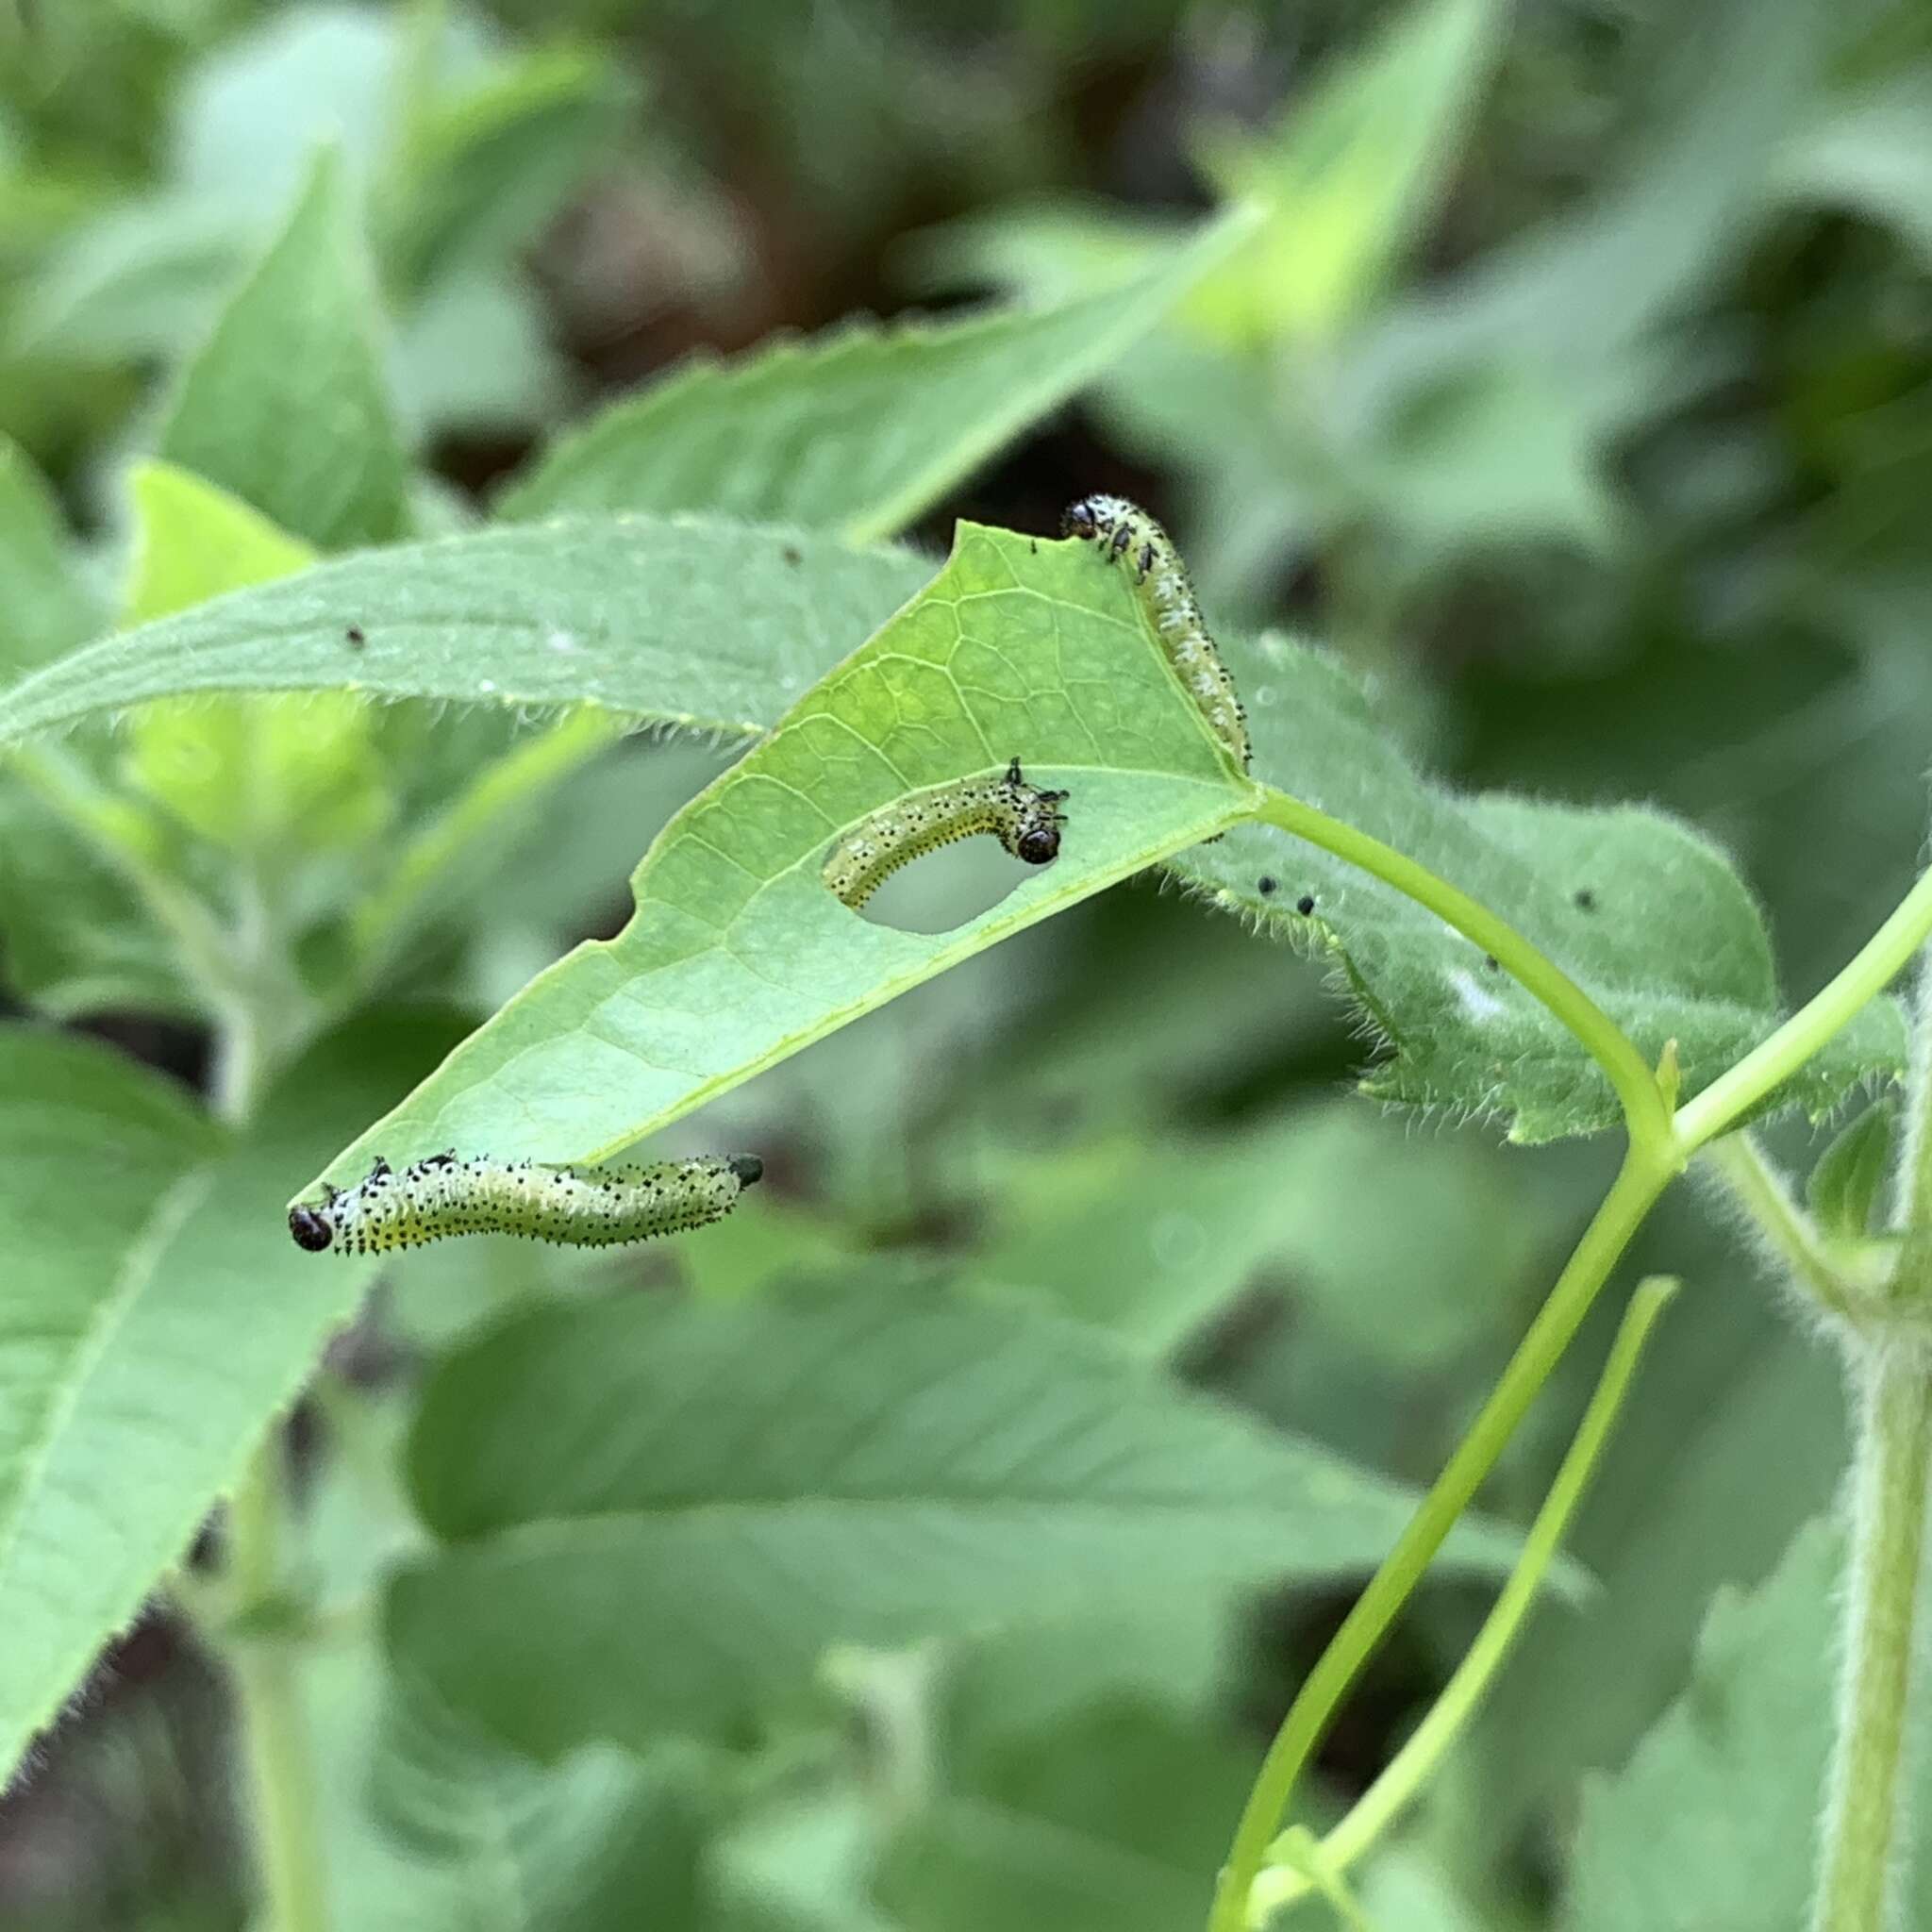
1, 0, 1928, 1925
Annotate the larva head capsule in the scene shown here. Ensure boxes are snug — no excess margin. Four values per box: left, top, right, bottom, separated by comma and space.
1015, 824, 1060, 864
1060, 494, 1136, 547
998, 757, 1068, 866
288, 1204, 335, 1252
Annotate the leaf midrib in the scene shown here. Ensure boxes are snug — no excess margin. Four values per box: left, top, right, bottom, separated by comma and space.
0, 1162, 215, 1579
430, 1486, 1403, 1554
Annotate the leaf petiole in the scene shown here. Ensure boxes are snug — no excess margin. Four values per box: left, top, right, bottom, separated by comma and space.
1207, 1144, 1675, 1932
1245, 1275, 1677, 1924
1673, 865, 1932, 1153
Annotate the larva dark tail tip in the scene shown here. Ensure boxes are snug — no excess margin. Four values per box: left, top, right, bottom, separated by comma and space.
728, 1154, 764, 1188
289, 1205, 335, 1253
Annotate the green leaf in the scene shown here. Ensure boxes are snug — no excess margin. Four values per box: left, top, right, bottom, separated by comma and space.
713, 1790, 898, 1932
311, 1632, 713, 1932
1565, 1516, 1932, 1930
358, 1641, 712, 1931
971, 1103, 1562, 1364
6, 192, 254, 363
1171, 633, 1906, 1141
0, 1011, 468, 1781
970, 1125, 1321, 1357
875, 1704, 1255, 1932
495, 214, 1255, 540
1190, 0, 1499, 346
0, 516, 932, 745
0, 434, 105, 676
156, 146, 409, 551
382, 45, 630, 291
116, 462, 391, 859
1352, 0, 1827, 385
943, 1607, 1231, 1746
0, 1029, 223, 1774
308, 523, 1253, 1191
389, 1288, 1526, 1754
0, 780, 193, 1018
1807, 1100, 1897, 1242
122, 458, 317, 624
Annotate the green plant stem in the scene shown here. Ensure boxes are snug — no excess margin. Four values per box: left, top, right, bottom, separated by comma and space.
1811, 943, 1932, 1930
1814, 1341, 1932, 1932
1702, 1132, 1855, 1315
1270, 1827, 1377, 1932
226, 1441, 330, 1932
1207, 1143, 1674, 1932
1891, 957, 1932, 1303
1206, 827, 1932, 1932
1248, 1274, 1678, 1924
1675, 864, 1932, 1151
1256, 790, 1671, 1149
204, 998, 329, 1931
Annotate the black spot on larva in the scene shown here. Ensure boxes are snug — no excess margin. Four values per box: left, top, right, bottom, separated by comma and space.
781, 543, 803, 565
1257, 876, 1278, 896
1574, 888, 1597, 911
345, 625, 365, 647
289, 1206, 334, 1252
1296, 894, 1316, 916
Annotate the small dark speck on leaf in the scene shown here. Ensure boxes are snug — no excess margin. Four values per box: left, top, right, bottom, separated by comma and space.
345, 625, 365, 647
781, 544, 803, 565
1574, 888, 1597, 910
1484, 955, 1500, 971
1257, 875, 1277, 896
1296, 894, 1315, 916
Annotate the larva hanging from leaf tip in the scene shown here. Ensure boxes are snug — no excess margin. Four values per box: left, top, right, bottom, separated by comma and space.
822, 757, 1068, 911
1060, 493, 1251, 773
288, 1150, 763, 1254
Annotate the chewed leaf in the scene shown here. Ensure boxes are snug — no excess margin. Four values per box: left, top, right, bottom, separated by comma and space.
305, 523, 1257, 1192
1172, 633, 1906, 1141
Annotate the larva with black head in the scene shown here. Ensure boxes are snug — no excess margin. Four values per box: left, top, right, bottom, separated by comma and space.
823, 757, 1068, 911
288, 1150, 763, 1255
1060, 493, 1251, 774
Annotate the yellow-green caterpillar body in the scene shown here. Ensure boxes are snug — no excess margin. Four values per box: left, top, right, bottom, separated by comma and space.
822, 757, 1068, 911
288, 1151, 762, 1255
1061, 493, 1251, 773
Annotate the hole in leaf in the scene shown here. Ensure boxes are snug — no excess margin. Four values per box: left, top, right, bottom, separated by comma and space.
846, 836, 1052, 935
